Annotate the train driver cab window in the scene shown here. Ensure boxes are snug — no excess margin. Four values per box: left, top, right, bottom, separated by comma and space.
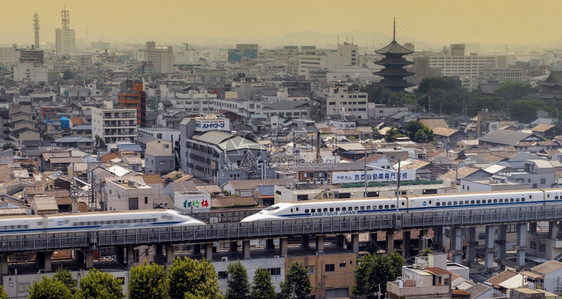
265, 206, 280, 211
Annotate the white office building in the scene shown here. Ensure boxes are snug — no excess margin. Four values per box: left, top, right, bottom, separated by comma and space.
326, 85, 368, 120
145, 41, 173, 73
91, 106, 137, 144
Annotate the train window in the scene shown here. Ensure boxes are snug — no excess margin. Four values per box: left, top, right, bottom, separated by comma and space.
436, 202, 440, 206
348, 207, 352, 211
324, 208, 328, 212
305, 209, 309, 213
379, 205, 383, 209
384, 205, 389, 209
354, 207, 359, 211
522, 198, 526, 202
556, 196, 559, 200
360, 206, 364, 210
510, 198, 514, 202
38, 221, 42, 225
336, 208, 340, 212
342, 207, 346, 211
453, 201, 457, 205
471, 200, 475, 204
311, 209, 315, 213
429, 200, 432, 204
290, 209, 293, 212
329, 208, 334, 212
401, 202, 405, 206
493, 199, 497, 203
366, 206, 370, 210
516, 198, 520, 202
448, 202, 452, 206
476, 200, 480, 204
547, 194, 550, 198
488, 199, 492, 203
529, 195, 532, 199
296, 208, 299, 212
391, 205, 395, 209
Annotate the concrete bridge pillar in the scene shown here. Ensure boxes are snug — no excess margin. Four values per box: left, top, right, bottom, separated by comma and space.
485, 226, 496, 271
165, 243, 175, 265
465, 227, 477, 265
433, 227, 444, 252
229, 241, 239, 253
402, 230, 411, 259
335, 235, 345, 248
350, 234, 359, 253
516, 223, 527, 267
204, 243, 213, 260
193, 244, 201, 255
242, 240, 251, 259
496, 225, 507, 264
0, 255, 7, 276
117, 246, 125, 266
549, 221, 560, 239
300, 235, 310, 248
155, 243, 163, 258
419, 229, 428, 252
529, 222, 537, 234
450, 227, 463, 264
266, 239, 275, 251
126, 245, 136, 269
280, 238, 288, 256
35, 251, 52, 272
316, 236, 324, 254
386, 231, 395, 253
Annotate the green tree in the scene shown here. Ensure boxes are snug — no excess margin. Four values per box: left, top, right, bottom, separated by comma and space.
384, 127, 405, 142
29, 276, 72, 299
76, 268, 124, 299
388, 251, 405, 279
226, 261, 250, 299
353, 253, 404, 298
168, 257, 222, 299
416, 77, 468, 115
95, 135, 106, 149
250, 267, 276, 299
53, 267, 76, 294
421, 248, 434, 256
0, 285, 6, 299
280, 262, 312, 299
129, 262, 168, 299
493, 81, 533, 102
1, 142, 16, 151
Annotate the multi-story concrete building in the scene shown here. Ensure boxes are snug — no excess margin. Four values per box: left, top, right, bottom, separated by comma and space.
227, 44, 258, 62
179, 119, 273, 185
145, 41, 173, 73
55, 7, 75, 56
326, 85, 368, 120
0, 47, 19, 67
298, 42, 358, 80
117, 80, 146, 127
13, 62, 48, 83
91, 105, 137, 144
105, 177, 163, 211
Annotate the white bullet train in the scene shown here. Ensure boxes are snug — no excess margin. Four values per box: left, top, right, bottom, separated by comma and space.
241, 188, 562, 222
0, 209, 205, 236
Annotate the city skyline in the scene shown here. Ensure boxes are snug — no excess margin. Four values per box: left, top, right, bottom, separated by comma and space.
2, 0, 562, 47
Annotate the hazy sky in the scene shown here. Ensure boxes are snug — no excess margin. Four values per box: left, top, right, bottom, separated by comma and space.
2, 0, 562, 46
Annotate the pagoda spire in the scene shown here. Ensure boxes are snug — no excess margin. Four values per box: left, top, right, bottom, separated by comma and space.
393, 17, 396, 41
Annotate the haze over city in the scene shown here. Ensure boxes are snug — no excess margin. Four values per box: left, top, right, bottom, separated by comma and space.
2, 0, 562, 47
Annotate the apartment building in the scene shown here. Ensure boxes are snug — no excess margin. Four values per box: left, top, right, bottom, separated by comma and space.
326, 85, 368, 120
144, 41, 173, 73
91, 106, 137, 144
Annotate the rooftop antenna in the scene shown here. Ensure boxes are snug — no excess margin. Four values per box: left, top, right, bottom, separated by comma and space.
33, 12, 40, 50
61, 5, 70, 30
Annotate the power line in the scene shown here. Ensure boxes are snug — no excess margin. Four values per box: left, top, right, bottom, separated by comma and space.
145, 15, 182, 51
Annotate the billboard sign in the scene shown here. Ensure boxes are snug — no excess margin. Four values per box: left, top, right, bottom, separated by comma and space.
331, 169, 416, 184
174, 192, 211, 214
